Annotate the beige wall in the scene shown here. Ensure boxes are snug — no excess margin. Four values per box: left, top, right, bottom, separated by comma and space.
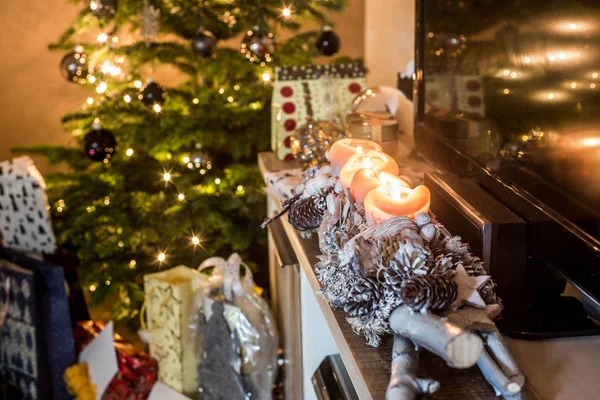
0, 0, 364, 172
364, 0, 415, 87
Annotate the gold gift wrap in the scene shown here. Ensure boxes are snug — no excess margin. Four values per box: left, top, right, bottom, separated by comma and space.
346, 112, 399, 155
143, 266, 206, 396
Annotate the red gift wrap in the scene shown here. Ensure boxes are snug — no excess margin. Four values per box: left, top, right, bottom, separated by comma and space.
74, 321, 158, 400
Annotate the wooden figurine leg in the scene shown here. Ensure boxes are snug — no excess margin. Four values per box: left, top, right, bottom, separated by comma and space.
386, 335, 440, 400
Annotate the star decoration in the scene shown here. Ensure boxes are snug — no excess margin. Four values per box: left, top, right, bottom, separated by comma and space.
446, 304, 502, 332
452, 265, 491, 308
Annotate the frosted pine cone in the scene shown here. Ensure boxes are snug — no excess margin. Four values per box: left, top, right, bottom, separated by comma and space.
344, 277, 381, 317
399, 275, 457, 313
288, 194, 327, 231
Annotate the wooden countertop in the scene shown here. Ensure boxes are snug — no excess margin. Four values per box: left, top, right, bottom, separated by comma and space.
259, 152, 541, 400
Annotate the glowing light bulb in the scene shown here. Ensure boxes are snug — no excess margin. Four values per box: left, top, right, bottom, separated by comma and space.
510, 71, 518, 79
214, 178, 221, 185
134, 80, 143, 88
503, 69, 510, 76
157, 253, 166, 262
234, 85, 240, 91
178, 193, 185, 201
503, 88, 510, 95
218, 88, 225, 94
90, 1, 98, 10
123, 94, 131, 103
524, 56, 531, 64
570, 23, 577, 30
227, 96, 234, 103
101, 61, 111, 74
559, 52, 566, 59
591, 83, 596, 89
87, 75, 96, 83
153, 104, 162, 113
109, 65, 121, 76
97, 33, 108, 43
262, 72, 271, 82
125, 148, 134, 157
593, 72, 599, 79
163, 172, 171, 182
87, 97, 94, 105
89, 284, 97, 292
191, 236, 200, 245
237, 185, 244, 191
571, 82, 577, 89
129, 260, 136, 268
96, 81, 107, 94
105, 280, 111, 286
548, 55, 556, 62
282, 6, 292, 18
192, 98, 199, 104
547, 93, 556, 100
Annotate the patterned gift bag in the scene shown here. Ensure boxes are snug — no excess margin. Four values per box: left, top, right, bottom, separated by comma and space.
0, 247, 76, 400
143, 266, 206, 397
0, 156, 56, 254
271, 62, 366, 160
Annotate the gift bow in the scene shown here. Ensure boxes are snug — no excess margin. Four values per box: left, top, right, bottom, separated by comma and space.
198, 253, 255, 301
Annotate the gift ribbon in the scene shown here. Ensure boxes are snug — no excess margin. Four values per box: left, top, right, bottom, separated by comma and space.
0, 277, 10, 329
198, 254, 255, 302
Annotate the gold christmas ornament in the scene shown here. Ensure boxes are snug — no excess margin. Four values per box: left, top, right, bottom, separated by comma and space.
290, 119, 345, 168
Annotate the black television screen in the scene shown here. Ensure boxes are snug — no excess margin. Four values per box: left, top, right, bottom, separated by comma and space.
415, 0, 600, 300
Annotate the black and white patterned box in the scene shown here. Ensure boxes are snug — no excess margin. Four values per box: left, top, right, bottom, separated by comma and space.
0, 157, 56, 254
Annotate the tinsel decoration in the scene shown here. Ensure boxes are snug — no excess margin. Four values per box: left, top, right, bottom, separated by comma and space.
60, 48, 87, 83
240, 26, 275, 63
90, 0, 118, 21
84, 127, 117, 162
290, 120, 345, 169
141, 81, 166, 106
190, 29, 217, 58
398, 275, 457, 313
316, 26, 341, 56
140, 0, 160, 46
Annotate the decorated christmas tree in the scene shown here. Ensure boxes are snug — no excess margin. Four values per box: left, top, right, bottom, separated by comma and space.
18, 0, 347, 326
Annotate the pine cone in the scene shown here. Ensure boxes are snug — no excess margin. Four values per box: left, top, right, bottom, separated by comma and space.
393, 238, 431, 276
381, 260, 406, 291
344, 277, 381, 317
398, 275, 457, 313
288, 194, 327, 231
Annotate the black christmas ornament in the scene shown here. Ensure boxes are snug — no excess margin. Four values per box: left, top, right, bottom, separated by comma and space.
60, 48, 88, 83
316, 26, 341, 56
240, 26, 275, 63
191, 30, 216, 58
141, 81, 166, 106
84, 127, 117, 162
90, 0, 118, 21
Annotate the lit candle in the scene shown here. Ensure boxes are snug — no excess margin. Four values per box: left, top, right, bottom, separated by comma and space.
364, 182, 431, 224
350, 169, 411, 203
339, 151, 399, 191
329, 138, 383, 176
